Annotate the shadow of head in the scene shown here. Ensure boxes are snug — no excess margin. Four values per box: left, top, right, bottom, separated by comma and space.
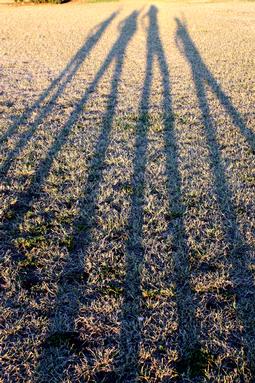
175, 16, 189, 44
118, 10, 139, 34
145, 4, 158, 26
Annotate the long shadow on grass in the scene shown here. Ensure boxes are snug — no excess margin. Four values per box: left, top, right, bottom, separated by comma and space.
176, 17, 255, 373
0, 11, 118, 176
175, 18, 254, 153
114, 7, 199, 382
2, 11, 136, 244
34, 11, 138, 382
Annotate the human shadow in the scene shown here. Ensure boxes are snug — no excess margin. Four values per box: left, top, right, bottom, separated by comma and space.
2, 10, 137, 242
0, 11, 118, 176
175, 17, 254, 153
115, 6, 199, 382
176, 17, 255, 373
35, 11, 138, 382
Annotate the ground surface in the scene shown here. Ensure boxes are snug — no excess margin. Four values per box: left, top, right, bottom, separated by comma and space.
0, 1, 255, 382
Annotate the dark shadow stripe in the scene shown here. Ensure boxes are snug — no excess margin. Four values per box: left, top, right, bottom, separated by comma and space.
176, 17, 255, 373
175, 17, 254, 152
115, 7, 199, 382
35, 11, 138, 382
0, 11, 118, 177
2, 12, 136, 242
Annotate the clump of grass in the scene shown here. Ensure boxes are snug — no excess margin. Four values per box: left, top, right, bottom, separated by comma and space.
158, 344, 167, 354
0, 274, 8, 291
189, 247, 207, 262
101, 281, 123, 297
113, 181, 133, 195
100, 263, 120, 279
3, 210, 16, 221
142, 287, 174, 299
94, 262, 125, 298
59, 236, 75, 251
18, 256, 38, 269
151, 123, 163, 133
184, 191, 202, 208
14, 235, 46, 251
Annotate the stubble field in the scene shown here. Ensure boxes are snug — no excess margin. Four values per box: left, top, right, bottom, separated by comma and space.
0, 0, 254, 381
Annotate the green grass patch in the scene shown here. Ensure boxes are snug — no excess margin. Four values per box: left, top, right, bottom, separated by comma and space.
14, 235, 46, 251
142, 288, 175, 300
101, 281, 123, 297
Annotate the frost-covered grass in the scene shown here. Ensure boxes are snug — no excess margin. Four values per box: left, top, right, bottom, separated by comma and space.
0, 1, 254, 382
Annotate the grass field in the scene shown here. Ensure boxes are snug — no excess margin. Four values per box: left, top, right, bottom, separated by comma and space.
0, 0, 254, 382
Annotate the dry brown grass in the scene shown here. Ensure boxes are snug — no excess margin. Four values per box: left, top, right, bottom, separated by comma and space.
0, 1, 254, 382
